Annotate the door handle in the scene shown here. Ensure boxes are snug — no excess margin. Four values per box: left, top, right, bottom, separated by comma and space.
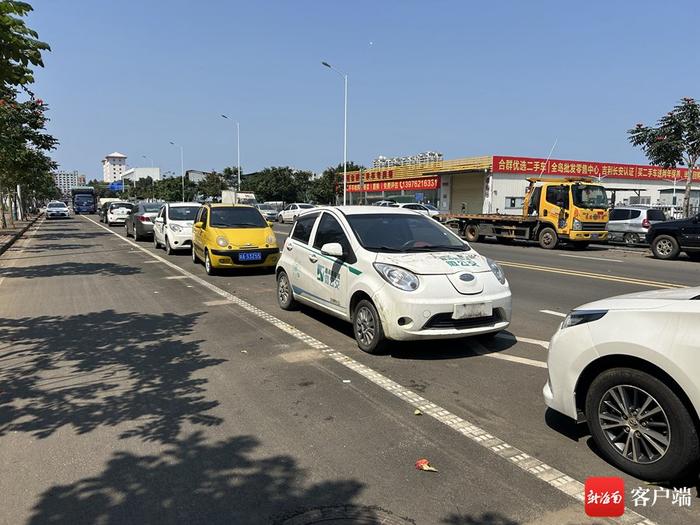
308, 254, 318, 263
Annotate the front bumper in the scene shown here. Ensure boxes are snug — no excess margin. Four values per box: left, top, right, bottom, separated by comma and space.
373, 272, 512, 341
210, 247, 280, 268
47, 212, 69, 218
566, 230, 608, 242
166, 230, 193, 250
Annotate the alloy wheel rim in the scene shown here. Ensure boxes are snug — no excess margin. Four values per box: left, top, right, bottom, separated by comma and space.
355, 306, 376, 346
657, 239, 672, 256
205, 253, 211, 272
598, 384, 670, 464
278, 275, 290, 304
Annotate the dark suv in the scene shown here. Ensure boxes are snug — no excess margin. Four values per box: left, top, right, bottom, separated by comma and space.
646, 213, 700, 260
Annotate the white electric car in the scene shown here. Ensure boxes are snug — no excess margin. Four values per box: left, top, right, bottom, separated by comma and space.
275, 206, 511, 353
544, 287, 700, 481
153, 202, 202, 254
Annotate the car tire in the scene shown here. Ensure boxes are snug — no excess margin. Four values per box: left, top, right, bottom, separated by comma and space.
154, 234, 160, 249
204, 250, 217, 276
538, 227, 559, 249
133, 226, 141, 241
463, 223, 482, 243
585, 367, 700, 481
623, 232, 639, 245
651, 235, 680, 260
165, 236, 172, 255
353, 299, 387, 355
124, 224, 130, 238
276, 270, 297, 310
279, 216, 284, 224
192, 246, 199, 263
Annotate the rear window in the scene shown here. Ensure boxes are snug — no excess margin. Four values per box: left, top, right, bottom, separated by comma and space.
47, 202, 65, 208
141, 203, 161, 213
109, 202, 132, 211
647, 209, 667, 221
629, 210, 641, 219
291, 214, 318, 244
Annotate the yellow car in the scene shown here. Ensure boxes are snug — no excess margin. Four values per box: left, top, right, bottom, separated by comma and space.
191, 204, 280, 275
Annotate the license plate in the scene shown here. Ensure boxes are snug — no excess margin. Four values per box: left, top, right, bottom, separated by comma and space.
452, 302, 492, 320
239, 251, 262, 261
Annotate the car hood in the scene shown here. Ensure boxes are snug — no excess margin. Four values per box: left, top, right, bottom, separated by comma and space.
574, 287, 700, 311
169, 219, 194, 227
374, 250, 491, 275
210, 227, 276, 248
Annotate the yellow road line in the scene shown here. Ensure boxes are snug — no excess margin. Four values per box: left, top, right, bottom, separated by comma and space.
498, 260, 687, 289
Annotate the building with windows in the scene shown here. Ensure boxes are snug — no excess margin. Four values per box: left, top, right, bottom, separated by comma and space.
345, 154, 700, 214
53, 170, 86, 196
102, 152, 127, 183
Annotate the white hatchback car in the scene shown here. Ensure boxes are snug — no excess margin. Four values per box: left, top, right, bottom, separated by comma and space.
544, 287, 700, 481
277, 203, 315, 224
153, 202, 202, 254
275, 206, 512, 353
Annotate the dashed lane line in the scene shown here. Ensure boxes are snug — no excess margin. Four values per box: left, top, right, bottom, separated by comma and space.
559, 253, 622, 263
81, 215, 655, 525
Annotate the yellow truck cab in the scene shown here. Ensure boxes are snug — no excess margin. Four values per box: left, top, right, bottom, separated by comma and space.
444, 178, 609, 249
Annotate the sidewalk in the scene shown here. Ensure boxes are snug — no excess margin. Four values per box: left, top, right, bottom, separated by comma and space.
0, 214, 41, 256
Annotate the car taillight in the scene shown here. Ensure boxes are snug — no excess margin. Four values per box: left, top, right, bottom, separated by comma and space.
137, 215, 151, 223
642, 218, 650, 228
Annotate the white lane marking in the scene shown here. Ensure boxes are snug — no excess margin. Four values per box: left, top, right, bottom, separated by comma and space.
474, 343, 547, 368
204, 299, 235, 306
144, 260, 160, 264
540, 309, 567, 318
559, 253, 622, 263
495, 333, 550, 350
81, 215, 654, 525
164, 275, 190, 280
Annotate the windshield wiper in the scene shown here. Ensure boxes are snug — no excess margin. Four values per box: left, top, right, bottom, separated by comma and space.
363, 245, 405, 252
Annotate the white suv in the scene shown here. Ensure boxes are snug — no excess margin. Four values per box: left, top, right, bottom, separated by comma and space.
544, 287, 700, 481
275, 206, 511, 353
153, 202, 202, 254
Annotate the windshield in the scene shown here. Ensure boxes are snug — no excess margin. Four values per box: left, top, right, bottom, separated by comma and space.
298, 204, 314, 209
423, 204, 438, 211
47, 202, 65, 208
347, 213, 470, 252
169, 206, 200, 221
257, 205, 275, 211
210, 207, 267, 228
74, 195, 93, 202
572, 184, 608, 209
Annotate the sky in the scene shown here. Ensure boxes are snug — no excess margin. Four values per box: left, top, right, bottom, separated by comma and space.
27, 0, 700, 181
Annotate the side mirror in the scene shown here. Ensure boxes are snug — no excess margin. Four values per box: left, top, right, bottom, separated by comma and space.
194, 221, 204, 229
267, 221, 274, 227
320, 242, 344, 258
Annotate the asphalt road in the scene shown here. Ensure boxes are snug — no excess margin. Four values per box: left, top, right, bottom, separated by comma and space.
1, 216, 699, 525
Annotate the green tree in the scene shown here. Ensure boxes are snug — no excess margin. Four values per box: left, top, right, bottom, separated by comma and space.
198, 171, 227, 200
0, 0, 51, 89
308, 162, 363, 205
153, 176, 197, 202
628, 97, 700, 217
240, 166, 313, 202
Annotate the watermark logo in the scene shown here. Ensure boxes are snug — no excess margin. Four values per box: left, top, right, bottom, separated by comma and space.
585, 477, 625, 517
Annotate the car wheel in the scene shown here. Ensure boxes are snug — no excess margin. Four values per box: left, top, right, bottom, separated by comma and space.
353, 299, 387, 354
124, 224, 130, 238
154, 234, 160, 249
585, 368, 700, 481
165, 236, 172, 255
133, 226, 141, 241
204, 250, 217, 276
538, 227, 559, 249
279, 216, 284, 224
623, 233, 639, 245
651, 235, 680, 260
192, 246, 199, 263
276, 270, 297, 310
463, 223, 482, 243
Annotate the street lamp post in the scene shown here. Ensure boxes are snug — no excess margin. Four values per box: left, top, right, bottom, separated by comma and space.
169, 141, 185, 202
322, 61, 348, 205
142, 155, 154, 167
221, 115, 241, 191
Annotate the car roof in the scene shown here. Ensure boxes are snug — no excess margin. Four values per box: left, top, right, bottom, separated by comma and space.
168, 202, 201, 207
207, 203, 255, 208
612, 206, 653, 211
306, 205, 423, 217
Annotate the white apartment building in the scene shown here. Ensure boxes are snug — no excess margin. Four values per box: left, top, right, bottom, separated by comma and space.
53, 170, 86, 196
122, 167, 162, 182
102, 152, 128, 183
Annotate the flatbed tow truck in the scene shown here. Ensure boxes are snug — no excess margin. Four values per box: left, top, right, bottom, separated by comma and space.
440, 177, 609, 249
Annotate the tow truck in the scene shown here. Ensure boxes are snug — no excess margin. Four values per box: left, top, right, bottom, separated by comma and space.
441, 178, 609, 249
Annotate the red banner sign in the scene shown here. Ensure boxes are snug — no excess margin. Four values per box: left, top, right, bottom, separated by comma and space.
347, 176, 439, 193
492, 155, 697, 181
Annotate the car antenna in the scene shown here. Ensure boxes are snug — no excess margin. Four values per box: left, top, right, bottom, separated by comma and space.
538, 138, 558, 181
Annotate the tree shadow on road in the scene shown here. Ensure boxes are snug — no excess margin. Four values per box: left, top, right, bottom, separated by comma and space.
0, 261, 142, 279
28, 431, 366, 525
442, 512, 519, 525
0, 310, 225, 443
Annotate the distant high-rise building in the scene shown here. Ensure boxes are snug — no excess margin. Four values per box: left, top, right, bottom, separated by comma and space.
53, 170, 86, 196
102, 152, 127, 183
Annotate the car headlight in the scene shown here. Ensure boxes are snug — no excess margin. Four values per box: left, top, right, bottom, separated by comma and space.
169, 224, 183, 233
266, 234, 276, 245
216, 236, 228, 247
373, 263, 419, 291
486, 258, 507, 285
561, 310, 607, 329
572, 219, 582, 230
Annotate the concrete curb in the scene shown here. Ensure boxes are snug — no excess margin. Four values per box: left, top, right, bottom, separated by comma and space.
0, 214, 42, 257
